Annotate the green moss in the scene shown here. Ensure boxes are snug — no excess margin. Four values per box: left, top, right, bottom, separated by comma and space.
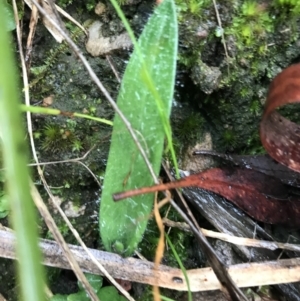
173, 112, 204, 143
228, 1, 273, 46
274, 0, 300, 15
249, 99, 262, 116
41, 124, 77, 153
71, 139, 83, 152
189, 0, 210, 15
277, 103, 300, 123
30, 21, 90, 89
221, 128, 237, 151
56, 0, 73, 8
175, 0, 210, 15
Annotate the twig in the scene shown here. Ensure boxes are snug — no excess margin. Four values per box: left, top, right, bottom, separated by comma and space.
163, 218, 300, 252
27, 146, 101, 187
30, 184, 100, 301
153, 192, 170, 301
1, 228, 300, 292
0, 147, 101, 187
106, 55, 121, 83
25, 3, 38, 69
212, 0, 230, 61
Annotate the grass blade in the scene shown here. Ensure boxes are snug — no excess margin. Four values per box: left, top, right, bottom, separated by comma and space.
0, 3, 45, 301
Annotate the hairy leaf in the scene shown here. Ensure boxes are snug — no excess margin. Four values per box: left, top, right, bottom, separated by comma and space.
100, 0, 178, 256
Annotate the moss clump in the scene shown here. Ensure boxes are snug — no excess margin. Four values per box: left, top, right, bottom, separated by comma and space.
175, 0, 210, 16
221, 128, 237, 151
41, 124, 80, 153
274, 0, 300, 15
228, 1, 273, 46
175, 112, 204, 141
171, 110, 204, 156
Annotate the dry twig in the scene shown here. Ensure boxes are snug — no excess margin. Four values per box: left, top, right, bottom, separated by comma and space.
1, 228, 300, 292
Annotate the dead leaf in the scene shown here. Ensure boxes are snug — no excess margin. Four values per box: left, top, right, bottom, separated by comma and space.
260, 63, 300, 173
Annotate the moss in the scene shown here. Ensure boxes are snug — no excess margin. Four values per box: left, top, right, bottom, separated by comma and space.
41, 124, 78, 153
71, 139, 84, 152
228, 1, 273, 47
56, 0, 73, 8
189, 0, 210, 15
249, 99, 262, 116
30, 20, 91, 90
277, 103, 300, 123
273, 0, 300, 15
175, 0, 300, 87
221, 128, 237, 151
175, 0, 210, 16
173, 112, 204, 144
171, 110, 204, 157
175, 112, 204, 141
138, 205, 194, 270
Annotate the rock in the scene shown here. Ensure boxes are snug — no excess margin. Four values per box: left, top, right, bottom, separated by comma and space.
85, 21, 132, 56
94, 2, 106, 16
191, 60, 222, 94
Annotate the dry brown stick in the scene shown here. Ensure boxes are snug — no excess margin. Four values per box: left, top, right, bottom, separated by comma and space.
106, 55, 121, 83
1, 228, 300, 291
25, 3, 38, 69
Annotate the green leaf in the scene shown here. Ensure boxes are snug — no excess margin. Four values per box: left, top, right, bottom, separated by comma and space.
77, 274, 103, 293
67, 291, 89, 301
97, 286, 127, 301
3, 2, 16, 32
50, 294, 68, 301
0, 194, 10, 218
100, 0, 177, 256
